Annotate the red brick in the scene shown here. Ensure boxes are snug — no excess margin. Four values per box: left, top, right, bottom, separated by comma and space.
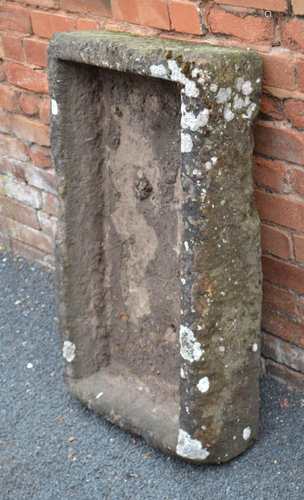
31, 10, 76, 39
140, 0, 171, 30
0, 62, 5, 83
112, 0, 171, 30
255, 191, 304, 231
263, 281, 298, 317
11, 239, 55, 268
261, 224, 292, 259
39, 97, 50, 125
112, 0, 138, 24
292, 0, 304, 15
5, 63, 48, 94
265, 358, 304, 391
0, 158, 26, 182
76, 18, 101, 30
42, 191, 59, 216
294, 234, 304, 262
0, 133, 28, 161
14, 0, 59, 7
0, 4, 31, 34
260, 94, 284, 120
253, 156, 289, 193
37, 211, 57, 238
3, 174, 41, 208
214, 0, 287, 11
293, 294, 304, 321
298, 59, 304, 93
60, 0, 111, 16
263, 255, 304, 294
29, 145, 51, 168
2, 34, 24, 62
281, 18, 304, 52
24, 38, 48, 68
3, 113, 50, 146
0, 215, 52, 253
24, 165, 57, 194
169, 0, 202, 35
0, 230, 10, 251
0, 110, 12, 134
262, 307, 304, 348
14, 115, 50, 146
206, 5, 273, 43
290, 168, 304, 197
19, 93, 40, 116
263, 335, 304, 374
262, 52, 296, 91
0, 195, 39, 229
255, 121, 304, 165
284, 100, 304, 129
0, 84, 19, 112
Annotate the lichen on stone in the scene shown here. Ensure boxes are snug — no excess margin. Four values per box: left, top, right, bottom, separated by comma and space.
176, 429, 210, 460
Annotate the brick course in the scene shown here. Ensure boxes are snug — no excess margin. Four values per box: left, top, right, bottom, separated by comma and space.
1, 0, 304, 387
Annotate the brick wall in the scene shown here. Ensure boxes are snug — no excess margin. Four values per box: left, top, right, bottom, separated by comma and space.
1, 0, 304, 388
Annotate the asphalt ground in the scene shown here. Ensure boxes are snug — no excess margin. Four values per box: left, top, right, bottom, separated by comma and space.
1, 251, 304, 500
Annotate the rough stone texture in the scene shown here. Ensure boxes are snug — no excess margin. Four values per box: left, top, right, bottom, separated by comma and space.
49, 31, 262, 464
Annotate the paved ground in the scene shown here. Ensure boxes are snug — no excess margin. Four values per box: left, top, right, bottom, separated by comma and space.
1, 251, 304, 500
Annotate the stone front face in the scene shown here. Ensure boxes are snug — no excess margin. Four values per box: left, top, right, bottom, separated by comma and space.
49, 31, 262, 464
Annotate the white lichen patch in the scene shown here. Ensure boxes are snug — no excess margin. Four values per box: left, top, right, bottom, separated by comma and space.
252, 343, 258, 352
224, 105, 235, 122
181, 133, 193, 153
233, 95, 250, 110
51, 99, 58, 115
242, 80, 253, 96
197, 376, 210, 393
215, 87, 232, 104
210, 83, 218, 93
63, 340, 76, 363
179, 325, 204, 363
243, 426, 251, 441
181, 105, 209, 131
167, 59, 199, 98
150, 64, 167, 79
191, 67, 201, 79
176, 429, 210, 461
235, 77, 244, 92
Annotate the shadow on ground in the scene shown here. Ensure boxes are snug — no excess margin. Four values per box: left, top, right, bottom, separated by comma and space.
1, 252, 304, 500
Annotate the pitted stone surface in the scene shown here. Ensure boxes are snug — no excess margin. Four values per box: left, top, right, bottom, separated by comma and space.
49, 31, 262, 464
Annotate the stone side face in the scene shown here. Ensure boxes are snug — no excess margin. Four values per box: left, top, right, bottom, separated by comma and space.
0, 2, 304, 386
49, 31, 262, 463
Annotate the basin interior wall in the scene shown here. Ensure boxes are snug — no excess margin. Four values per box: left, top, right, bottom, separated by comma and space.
58, 59, 182, 426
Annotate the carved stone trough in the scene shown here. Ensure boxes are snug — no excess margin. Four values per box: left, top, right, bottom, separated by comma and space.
49, 31, 262, 464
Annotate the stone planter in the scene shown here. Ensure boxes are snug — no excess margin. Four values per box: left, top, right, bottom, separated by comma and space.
49, 31, 262, 464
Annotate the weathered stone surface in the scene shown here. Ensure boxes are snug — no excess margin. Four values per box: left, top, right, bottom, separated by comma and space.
49, 31, 262, 464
